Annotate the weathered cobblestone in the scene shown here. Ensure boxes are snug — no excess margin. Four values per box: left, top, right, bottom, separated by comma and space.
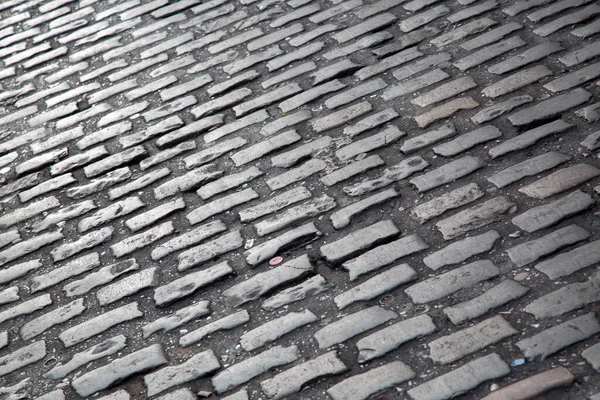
415, 97, 479, 128
516, 312, 600, 361
321, 220, 399, 263
144, 350, 220, 397
142, 301, 209, 339
406, 260, 500, 304
59, 302, 142, 347
212, 345, 299, 393
407, 353, 510, 400
507, 224, 590, 268
223, 255, 313, 306
261, 351, 346, 399
512, 190, 595, 233
154, 262, 233, 306
526, 271, 600, 319
315, 306, 397, 349
482, 367, 576, 400
535, 239, 600, 280
343, 233, 428, 280
335, 264, 417, 309
1, 1, 599, 398
519, 164, 600, 199
444, 279, 529, 325
0, 341, 47, 378
255, 195, 336, 236
72, 344, 167, 397
328, 361, 415, 400
241, 309, 318, 351
436, 196, 517, 240
245, 222, 318, 266
262, 274, 330, 311
428, 316, 518, 364
424, 230, 500, 270
331, 188, 398, 229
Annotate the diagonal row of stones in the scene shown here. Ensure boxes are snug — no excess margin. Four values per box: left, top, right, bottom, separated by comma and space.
0, 0, 599, 398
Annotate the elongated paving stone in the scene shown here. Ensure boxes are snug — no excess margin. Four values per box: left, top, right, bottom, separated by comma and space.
511, 190, 595, 233
72, 344, 167, 397
314, 306, 398, 349
356, 314, 436, 362
328, 361, 416, 400
428, 316, 518, 364
516, 312, 600, 361
407, 353, 510, 400
212, 345, 300, 394
343, 234, 429, 280
405, 260, 500, 304
222, 255, 314, 307
260, 351, 348, 400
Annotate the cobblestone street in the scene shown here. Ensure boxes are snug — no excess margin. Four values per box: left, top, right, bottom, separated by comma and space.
0, 0, 600, 398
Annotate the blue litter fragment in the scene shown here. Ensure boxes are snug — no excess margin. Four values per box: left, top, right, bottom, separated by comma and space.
510, 358, 526, 367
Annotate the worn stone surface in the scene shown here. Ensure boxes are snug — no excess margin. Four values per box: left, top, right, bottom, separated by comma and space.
1, 1, 599, 399
343, 234, 428, 280
444, 280, 530, 325
428, 316, 518, 364
260, 351, 347, 399
424, 230, 500, 270
516, 312, 600, 361
71, 344, 167, 397
507, 224, 590, 268
356, 314, 436, 362
436, 196, 517, 240
407, 353, 510, 400
211, 345, 300, 394
482, 367, 575, 400
144, 350, 220, 396
328, 361, 416, 400
405, 260, 500, 304
511, 190, 595, 233
240, 309, 318, 351
314, 306, 398, 349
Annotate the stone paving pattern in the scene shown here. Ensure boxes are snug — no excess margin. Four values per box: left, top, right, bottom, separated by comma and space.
0, 0, 599, 398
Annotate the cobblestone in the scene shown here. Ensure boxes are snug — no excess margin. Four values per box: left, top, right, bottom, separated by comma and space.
428, 316, 518, 364
489, 119, 573, 159
212, 345, 299, 393
1, 1, 599, 398
482, 367, 576, 400
154, 262, 233, 306
321, 219, 399, 263
444, 280, 529, 325
314, 306, 397, 349
436, 196, 517, 240
328, 361, 415, 400
511, 190, 595, 233
507, 224, 591, 268
424, 230, 500, 270
223, 255, 314, 306
343, 233, 428, 280
525, 271, 600, 319
144, 350, 220, 397
407, 353, 510, 400
405, 260, 500, 304
262, 274, 330, 311
240, 309, 317, 351
535, 239, 600, 280
72, 344, 167, 397
516, 312, 600, 361
245, 222, 318, 266
0, 340, 47, 378
59, 302, 142, 347
335, 263, 417, 309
